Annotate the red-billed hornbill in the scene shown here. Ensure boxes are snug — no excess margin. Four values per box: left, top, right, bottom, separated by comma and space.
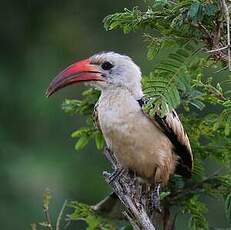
46, 52, 193, 212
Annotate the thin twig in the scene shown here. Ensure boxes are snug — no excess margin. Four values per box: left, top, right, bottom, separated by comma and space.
56, 200, 67, 230
216, 65, 229, 73
191, 22, 212, 42
43, 207, 53, 230
42, 189, 53, 230
207, 45, 228, 53
198, 22, 212, 39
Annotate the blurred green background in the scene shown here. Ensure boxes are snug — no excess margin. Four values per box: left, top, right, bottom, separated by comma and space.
0, 1, 228, 229
0, 0, 146, 229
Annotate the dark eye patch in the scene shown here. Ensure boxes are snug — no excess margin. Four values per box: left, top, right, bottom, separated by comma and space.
101, 61, 114, 70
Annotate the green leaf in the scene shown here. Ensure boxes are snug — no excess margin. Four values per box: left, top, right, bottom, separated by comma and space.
160, 191, 171, 200
183, 196, 208, 230
192, 159, 204, 179
143, 44, 200, 115
188, 3, 203, 22
190, 99, 205, 110
68, 201, 116, 230
225, 193, 231, 222
71, 129, 85, 138
204, 4, 217, 16
95, 132, 105, 150
147, 42, 160, 60
75, 136, 89, 151
62, 99, 81, 115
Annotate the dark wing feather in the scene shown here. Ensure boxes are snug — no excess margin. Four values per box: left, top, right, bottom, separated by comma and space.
137, 98, 193, 178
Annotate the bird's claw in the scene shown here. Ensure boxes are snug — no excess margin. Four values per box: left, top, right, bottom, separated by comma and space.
103, 171, 111, 178
103, 168, 125, 184
151, 183, 162, 213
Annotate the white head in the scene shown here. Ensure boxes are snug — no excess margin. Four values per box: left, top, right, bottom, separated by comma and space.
46, 51, 143, 99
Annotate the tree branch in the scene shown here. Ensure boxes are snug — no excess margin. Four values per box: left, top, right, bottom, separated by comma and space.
190, 1, 231, 69
102, 147, 156, 230
203, 0, 231, 68
221, 0, 231, 70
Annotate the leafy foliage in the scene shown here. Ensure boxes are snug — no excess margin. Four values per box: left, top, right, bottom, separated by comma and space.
62, 89, 104, 151
103, 1, 221, 42
57, 0, 231, 229
67, 201, 116, 230
32, 190, 67, 230
193, 77, 231, 136
142, 44, 205, 116
62, 89, 100, 116
183, 195, 208, 230
225, 193, 231, 224
32, 191, 117, 230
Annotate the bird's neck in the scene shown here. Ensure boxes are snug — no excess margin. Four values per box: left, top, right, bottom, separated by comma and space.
129, 82, 144, 100
100, 84, 143, 101
98, 87, 142, 117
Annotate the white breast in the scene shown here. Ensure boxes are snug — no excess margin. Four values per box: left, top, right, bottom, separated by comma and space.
97, 87, 177, 184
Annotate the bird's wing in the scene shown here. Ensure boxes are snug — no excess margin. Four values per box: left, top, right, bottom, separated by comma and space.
137, 98, 193, 178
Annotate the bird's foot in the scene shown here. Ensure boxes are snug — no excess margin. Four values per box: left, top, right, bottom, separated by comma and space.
151, 183, 162, 213
103, 167, 125, 184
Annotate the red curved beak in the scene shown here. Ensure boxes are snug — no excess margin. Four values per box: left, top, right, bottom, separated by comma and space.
46, 59, 103, 97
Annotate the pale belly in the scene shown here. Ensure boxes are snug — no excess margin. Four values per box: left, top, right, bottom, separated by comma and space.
97, 93, 176, 183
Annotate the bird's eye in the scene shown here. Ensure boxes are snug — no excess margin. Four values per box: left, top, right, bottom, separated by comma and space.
101, 61, 114, 70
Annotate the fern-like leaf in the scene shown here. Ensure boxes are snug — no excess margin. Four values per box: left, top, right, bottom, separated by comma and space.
68, 201, 116, 230
143, 44, 200, 116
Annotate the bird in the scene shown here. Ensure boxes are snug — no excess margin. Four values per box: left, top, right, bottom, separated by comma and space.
46, 51, 193, 213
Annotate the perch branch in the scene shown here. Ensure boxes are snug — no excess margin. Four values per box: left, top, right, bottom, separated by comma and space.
102, 147, 156, 230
